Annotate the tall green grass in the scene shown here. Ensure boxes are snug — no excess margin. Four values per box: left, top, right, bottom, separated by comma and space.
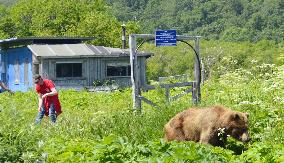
0, 64, 283, 162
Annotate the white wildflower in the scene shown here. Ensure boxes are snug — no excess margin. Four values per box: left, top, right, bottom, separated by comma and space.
239, 101, 251, 105
251, 59, 258, 64
42, 152, 48, 159
38, 140, 44, 148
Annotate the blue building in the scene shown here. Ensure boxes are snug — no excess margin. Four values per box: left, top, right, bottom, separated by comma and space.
0, 37, 152, 92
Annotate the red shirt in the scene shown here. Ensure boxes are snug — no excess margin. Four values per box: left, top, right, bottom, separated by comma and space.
36, 79, 62, 116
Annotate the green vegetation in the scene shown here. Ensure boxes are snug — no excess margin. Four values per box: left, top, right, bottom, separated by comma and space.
0, 62, 283, 162
0, 0, 283, 44
0, 0, 283, 162
107, 0, 284, 42
143, 40, 284, 81
0, 0, 140, 47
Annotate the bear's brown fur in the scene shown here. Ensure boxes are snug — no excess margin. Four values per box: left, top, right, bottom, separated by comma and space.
164, 105, 250, 146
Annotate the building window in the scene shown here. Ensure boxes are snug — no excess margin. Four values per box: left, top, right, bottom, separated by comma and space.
56, 63, 82, 78
106, 62, 131, 77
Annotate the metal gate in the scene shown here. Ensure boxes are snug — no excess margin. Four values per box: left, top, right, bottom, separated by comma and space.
129, 34, 201, 110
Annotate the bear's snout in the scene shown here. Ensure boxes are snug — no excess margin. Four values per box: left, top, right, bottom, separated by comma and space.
243, 137, 251, 143
240, 133, 251, 143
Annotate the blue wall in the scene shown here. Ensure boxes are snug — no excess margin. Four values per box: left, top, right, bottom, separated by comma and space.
1, 47, 33, 92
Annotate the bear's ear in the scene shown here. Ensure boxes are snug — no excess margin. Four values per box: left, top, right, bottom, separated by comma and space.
231, 113, 240, 121
245, 112, 249, 118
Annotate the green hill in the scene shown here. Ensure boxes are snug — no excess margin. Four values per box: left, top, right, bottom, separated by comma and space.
107, 0, 284, 42
0, 0, 283, 42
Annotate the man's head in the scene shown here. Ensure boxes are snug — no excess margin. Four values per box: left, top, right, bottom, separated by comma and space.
33, 74, 43, 85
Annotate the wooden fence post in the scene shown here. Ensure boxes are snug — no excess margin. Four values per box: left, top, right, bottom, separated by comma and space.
129, 35, 141, 110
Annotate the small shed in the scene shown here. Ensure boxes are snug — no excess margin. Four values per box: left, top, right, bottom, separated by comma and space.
0, 37, 152, 92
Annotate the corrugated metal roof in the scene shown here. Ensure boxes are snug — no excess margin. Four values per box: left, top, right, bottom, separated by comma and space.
28, 44, 152, 58
65, 44, 94, 56
0, 37, 95, 49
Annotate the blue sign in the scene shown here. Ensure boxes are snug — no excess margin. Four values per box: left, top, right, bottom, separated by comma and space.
155, 30, 177, 46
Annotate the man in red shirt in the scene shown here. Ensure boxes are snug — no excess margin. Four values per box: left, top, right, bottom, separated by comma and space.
34, 74, 62, 124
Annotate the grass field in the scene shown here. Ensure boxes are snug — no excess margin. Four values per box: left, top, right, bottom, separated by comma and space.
0, 64, 283, 162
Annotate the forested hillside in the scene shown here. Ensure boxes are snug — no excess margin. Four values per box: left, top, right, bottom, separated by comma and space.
0, 0, 283, 43
107, 0, 284, 42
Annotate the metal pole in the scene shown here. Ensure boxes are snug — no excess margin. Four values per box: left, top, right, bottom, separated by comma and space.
194, 38, 201, 102
121, 24, 126, 49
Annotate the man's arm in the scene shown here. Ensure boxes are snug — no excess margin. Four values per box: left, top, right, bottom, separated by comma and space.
38, 93, 43, 111
42, 88, 57, 99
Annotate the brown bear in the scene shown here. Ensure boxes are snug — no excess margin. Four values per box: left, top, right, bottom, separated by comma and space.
164, 105, 250, 147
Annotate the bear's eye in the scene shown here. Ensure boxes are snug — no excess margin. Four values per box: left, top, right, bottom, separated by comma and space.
233, 127, 243, 134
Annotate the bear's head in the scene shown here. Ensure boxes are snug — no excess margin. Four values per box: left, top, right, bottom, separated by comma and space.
225, 112, 251, 143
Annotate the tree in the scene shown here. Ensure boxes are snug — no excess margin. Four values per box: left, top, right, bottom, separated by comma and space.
0, 0, 139, 47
